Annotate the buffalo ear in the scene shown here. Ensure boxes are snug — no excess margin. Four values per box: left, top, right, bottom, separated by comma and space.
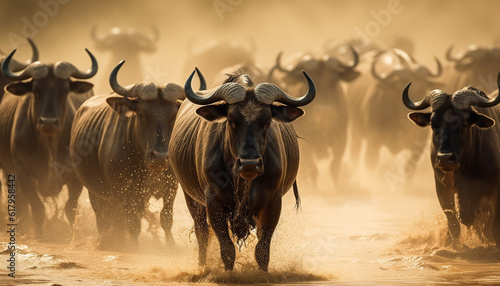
5, 81, 32, 96
196, 105, 227, 121
272, 106, 304, 122
408, 112, 431, 127
70, 81, 94, 93
471, 112, 495, 129
106, 96, 138, 117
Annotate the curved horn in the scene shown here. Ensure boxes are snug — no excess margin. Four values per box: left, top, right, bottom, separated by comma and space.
446, 45, 463, 62
3, 38, 40, 72
453, 83, 500, 109
109, 60, 133, 96
427, 57, 442, 77
272, 51, 289, 73
402, 82, 432, 110
392, 48, 414, 68
69, 49, 98, 79
1, 49, 33, 81
338, 46, 359, 69
196, 67, 207, 91
27, 37, 39, 64
371, 51, 387, 81
256, 71, 316, 106
184, 68, 245, 105
267, 51, 291, 82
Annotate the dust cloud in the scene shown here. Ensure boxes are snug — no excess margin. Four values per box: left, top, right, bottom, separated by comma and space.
1, 0, 500, 285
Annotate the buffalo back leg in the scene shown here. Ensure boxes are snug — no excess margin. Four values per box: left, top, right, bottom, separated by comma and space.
184, 192, 209, 266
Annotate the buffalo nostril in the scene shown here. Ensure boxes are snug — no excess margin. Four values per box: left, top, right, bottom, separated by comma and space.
448, 154, 456, 163
39, 117, 59, 127
236, 158, 264, 173
149, 151, 156, 160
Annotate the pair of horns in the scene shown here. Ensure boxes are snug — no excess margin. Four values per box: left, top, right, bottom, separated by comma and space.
403, 82, 500, 110
2, 49, 97, 81
185, 68, 315, 106
109, 61, 206, 99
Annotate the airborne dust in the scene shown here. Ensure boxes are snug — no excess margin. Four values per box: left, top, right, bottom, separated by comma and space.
1, 0, 500, 285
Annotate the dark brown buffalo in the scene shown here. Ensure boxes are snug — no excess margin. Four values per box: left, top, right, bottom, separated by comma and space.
169, 70, 315, 271
404, 82, 500, 245
268, 47, 359, 187
70, 61, 205, 249
92, 26, 159, 91
0, 38, 39, 101
0, 49, 97, 237
444, 44, 500, 94
347, 49, 441, 170
183, 39, 258, 86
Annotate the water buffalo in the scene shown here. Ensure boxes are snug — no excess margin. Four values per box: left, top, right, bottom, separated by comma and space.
444, 44, 500, 94
70, 61, 205, 249
0, 38, 39, 101
403, 82, 500, 245
268, 47, 358, 188
0, 49, 97, 238
347, 49, 441, 171
91, 26, 159, 92
183, 39, 258, 86
169, 70, 315, 271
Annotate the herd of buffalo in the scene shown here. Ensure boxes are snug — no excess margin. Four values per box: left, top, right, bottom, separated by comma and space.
1, 28, 500, 271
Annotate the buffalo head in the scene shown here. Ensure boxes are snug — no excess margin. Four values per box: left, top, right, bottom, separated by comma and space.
107, 61, 205, 171
185, 69, 315, 180
2, 49, 97, 136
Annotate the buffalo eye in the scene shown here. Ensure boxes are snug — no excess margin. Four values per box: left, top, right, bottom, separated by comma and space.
227, 118, 236, 129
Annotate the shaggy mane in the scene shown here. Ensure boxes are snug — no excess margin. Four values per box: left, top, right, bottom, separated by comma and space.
224, 70, 254, 87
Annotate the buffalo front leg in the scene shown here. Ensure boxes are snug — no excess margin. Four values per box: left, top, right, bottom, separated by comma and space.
255, 195, 282, 271
206, 190, 235, 271
19, 174, 45, 239
161, 187, 177, 247
65, 178, 83, 226
184, 192, 209, 266
435, 178, 460, 244
88, 190, 116, 249
124, 195, 147, 245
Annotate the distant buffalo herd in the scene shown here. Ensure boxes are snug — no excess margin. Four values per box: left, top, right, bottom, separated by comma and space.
1, 30, 500, 270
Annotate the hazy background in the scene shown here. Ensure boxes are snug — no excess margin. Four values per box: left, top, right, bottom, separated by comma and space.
1, 0, 499, 91
2, 1, 500, 284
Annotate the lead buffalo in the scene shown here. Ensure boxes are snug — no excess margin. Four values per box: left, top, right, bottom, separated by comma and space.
70, 61, 205, 249
403, 82, 500, 245
0, 49, 97, 237
169, 70, 315, 271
